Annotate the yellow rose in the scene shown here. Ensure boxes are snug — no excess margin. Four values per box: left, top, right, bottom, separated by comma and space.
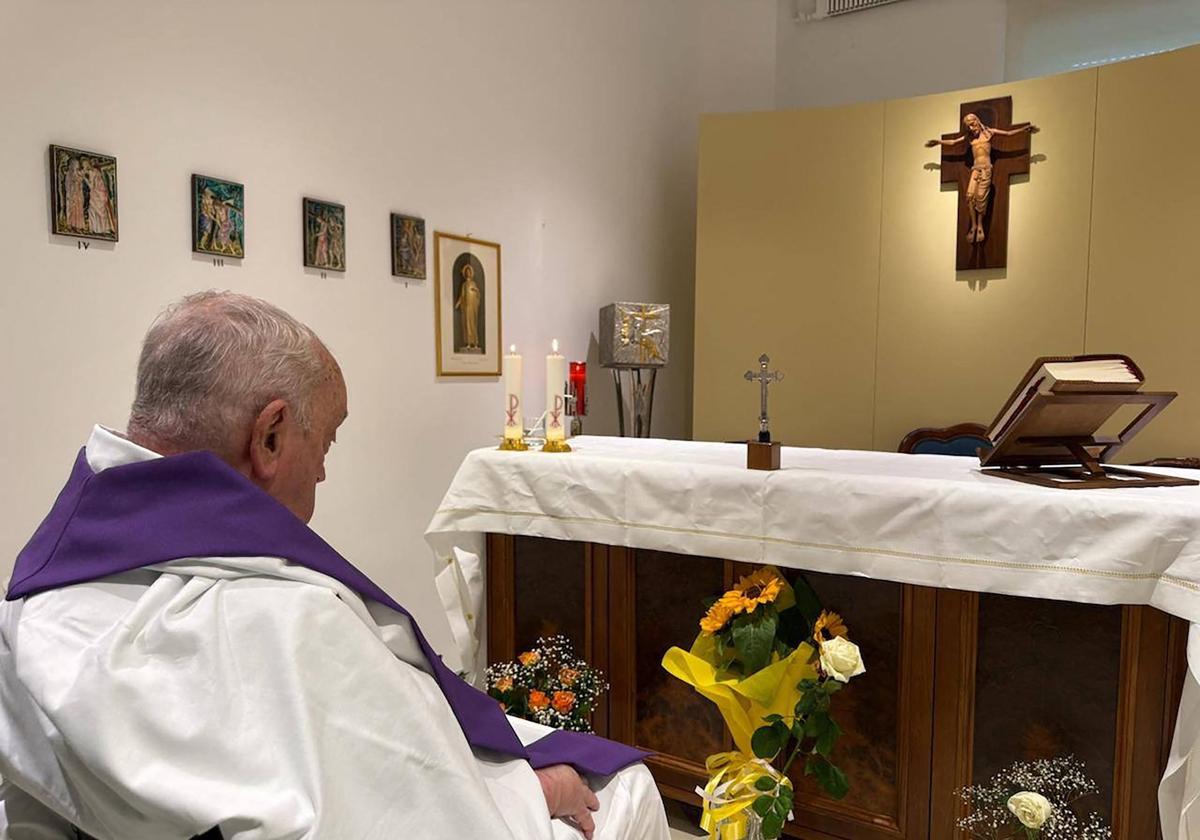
518, 651, 540, 667
818, 636, 866, 683
1007, 791, 1052, 830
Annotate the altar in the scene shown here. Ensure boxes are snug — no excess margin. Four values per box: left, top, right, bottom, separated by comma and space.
426, 437, 1200, 839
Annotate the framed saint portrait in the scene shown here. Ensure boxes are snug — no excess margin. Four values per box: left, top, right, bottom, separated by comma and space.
303, 198, 346, 271
49, 144, 118, 241
192, 175, 245, 258
390, 213, 426, 280
434, 232, 501, 376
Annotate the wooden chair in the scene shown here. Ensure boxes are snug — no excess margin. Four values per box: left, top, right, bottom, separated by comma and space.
898, 423, 990, 457
1134, 457, 1200, 469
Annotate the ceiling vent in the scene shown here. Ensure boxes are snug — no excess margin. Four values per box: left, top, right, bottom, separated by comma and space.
794, 0, 906, 22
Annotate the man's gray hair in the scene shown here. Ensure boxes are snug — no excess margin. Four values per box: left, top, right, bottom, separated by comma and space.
128, 291, 333, 456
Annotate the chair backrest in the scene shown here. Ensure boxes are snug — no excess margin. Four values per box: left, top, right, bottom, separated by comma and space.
1134, 457, 1200, 469
898, 423, 990, 457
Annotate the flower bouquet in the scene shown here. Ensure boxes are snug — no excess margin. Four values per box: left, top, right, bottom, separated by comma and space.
956, 755, 1112, 840
662, 566, 865, 839
485, 635, 607, 733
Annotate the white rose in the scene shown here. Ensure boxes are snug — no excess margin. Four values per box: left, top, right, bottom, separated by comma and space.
1007, 791, 1052, 830
818, 636, 866, 683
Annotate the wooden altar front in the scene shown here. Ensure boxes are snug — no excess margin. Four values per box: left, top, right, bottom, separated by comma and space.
486, 534, 1187, 840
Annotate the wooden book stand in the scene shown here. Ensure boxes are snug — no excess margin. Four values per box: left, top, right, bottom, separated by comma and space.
979, 391, 1199, 489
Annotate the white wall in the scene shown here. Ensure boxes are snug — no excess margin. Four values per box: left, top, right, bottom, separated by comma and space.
0, 0, 768, 656
1005, 0, 1200, 79
773, 0, 1200, 109
774, 0, 1008, 108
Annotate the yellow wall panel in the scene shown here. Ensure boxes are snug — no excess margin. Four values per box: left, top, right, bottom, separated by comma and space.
693, 105, 885, 448
872, 70, 1097, 450
695, 45, 1200, 461
1085, 47, 1200, 462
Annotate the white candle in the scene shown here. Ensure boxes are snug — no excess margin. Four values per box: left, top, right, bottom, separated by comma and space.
503, 344, 523, 440
545, 339, 567, 441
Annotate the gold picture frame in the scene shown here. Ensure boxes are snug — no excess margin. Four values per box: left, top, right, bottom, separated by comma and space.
434, 231, 502, 376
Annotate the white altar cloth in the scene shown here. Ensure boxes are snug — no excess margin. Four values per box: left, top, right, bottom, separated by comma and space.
425, 436, 1200, 838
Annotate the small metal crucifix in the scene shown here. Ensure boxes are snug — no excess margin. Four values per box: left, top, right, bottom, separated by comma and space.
744, 353, 783, 443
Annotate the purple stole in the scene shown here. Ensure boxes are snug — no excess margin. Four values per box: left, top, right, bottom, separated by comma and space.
8, 449, 647, 777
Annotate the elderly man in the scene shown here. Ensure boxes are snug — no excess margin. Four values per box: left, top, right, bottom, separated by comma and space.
0, 292, 669, 840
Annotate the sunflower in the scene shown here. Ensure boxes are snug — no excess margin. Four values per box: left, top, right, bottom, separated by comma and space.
700, 601, 735, 635
721, 567, 785, 615
813, 610, 848, 643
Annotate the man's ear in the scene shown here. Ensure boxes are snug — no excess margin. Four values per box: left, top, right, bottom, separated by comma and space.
249, 399, 290, 483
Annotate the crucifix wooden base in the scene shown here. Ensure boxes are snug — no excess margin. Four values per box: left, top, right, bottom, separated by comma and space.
747, 440, 781, 471
933, 95, 1035, 271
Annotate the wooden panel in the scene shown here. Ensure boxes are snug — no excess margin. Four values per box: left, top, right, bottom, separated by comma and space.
1085, 46, 1200, 462
931, 592, 1186, 840
486, 533, 516, 664
972, 595, 1122, 820
779, 573, 935, 840
512, 535, 588, 654
692, 104, 885, 450
490, 535, 1187, 838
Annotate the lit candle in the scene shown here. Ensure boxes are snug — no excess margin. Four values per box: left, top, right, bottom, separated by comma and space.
503, 344, 523, 441
545, 339, 567, 442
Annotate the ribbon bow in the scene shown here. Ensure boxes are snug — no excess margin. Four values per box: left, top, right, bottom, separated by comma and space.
695, 751, 793, 840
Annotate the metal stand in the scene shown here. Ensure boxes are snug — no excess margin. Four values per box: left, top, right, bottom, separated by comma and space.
611, 367, 658, 437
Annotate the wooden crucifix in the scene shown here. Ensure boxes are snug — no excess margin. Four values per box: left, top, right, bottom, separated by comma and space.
925, 96, 1038, 271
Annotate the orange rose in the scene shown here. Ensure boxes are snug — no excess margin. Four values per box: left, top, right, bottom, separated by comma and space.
518, 651, 541, 667
552, 691, 576, 713
494, 677, 514, 693
529, 690, 550, 710
558, 668, 580, 686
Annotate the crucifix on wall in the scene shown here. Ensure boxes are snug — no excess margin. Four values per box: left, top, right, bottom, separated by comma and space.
925, 96, 1039, 270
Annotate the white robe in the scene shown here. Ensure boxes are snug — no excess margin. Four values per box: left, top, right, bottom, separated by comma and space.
0, 427, 668, 840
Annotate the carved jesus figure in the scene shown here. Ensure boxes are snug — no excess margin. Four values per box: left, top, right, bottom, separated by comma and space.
926, 113, 1038, 244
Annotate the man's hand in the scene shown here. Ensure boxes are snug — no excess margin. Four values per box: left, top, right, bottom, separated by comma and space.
534, 763, 600, 839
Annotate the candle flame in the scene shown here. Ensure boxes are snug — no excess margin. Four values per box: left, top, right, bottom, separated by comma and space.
509, 344, 516, 353
552, 339, 559, 353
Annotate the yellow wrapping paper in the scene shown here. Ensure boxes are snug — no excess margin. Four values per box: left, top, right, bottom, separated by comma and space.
661, 634, 817, 755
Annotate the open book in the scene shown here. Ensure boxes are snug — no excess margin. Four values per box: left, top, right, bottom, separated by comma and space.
986, 355, 1143, 444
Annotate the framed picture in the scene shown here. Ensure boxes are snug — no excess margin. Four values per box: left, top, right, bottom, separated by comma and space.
49, 144, 118, 241
434, 232, 502, 376
192, 175, 245, 258
303, 198, 346, 271
390, 213, 426, 279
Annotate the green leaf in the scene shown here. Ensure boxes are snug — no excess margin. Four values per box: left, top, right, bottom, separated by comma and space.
732, 609, 778, 675
754, 775, 777, 792
778, 784, 794, 807
804, 712, 826, 739
752, 795, 774, 818
771, 796, 791, 820
815, 718, 842, 758
807, 755, 850, 800
776, 602, 809, 650
763, 713, 784, 724
752, 724, 786, 760
822, 679, 843, 694
791, 717, 806, 741
762, 812, 785, 839
790, 574, 824, 628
